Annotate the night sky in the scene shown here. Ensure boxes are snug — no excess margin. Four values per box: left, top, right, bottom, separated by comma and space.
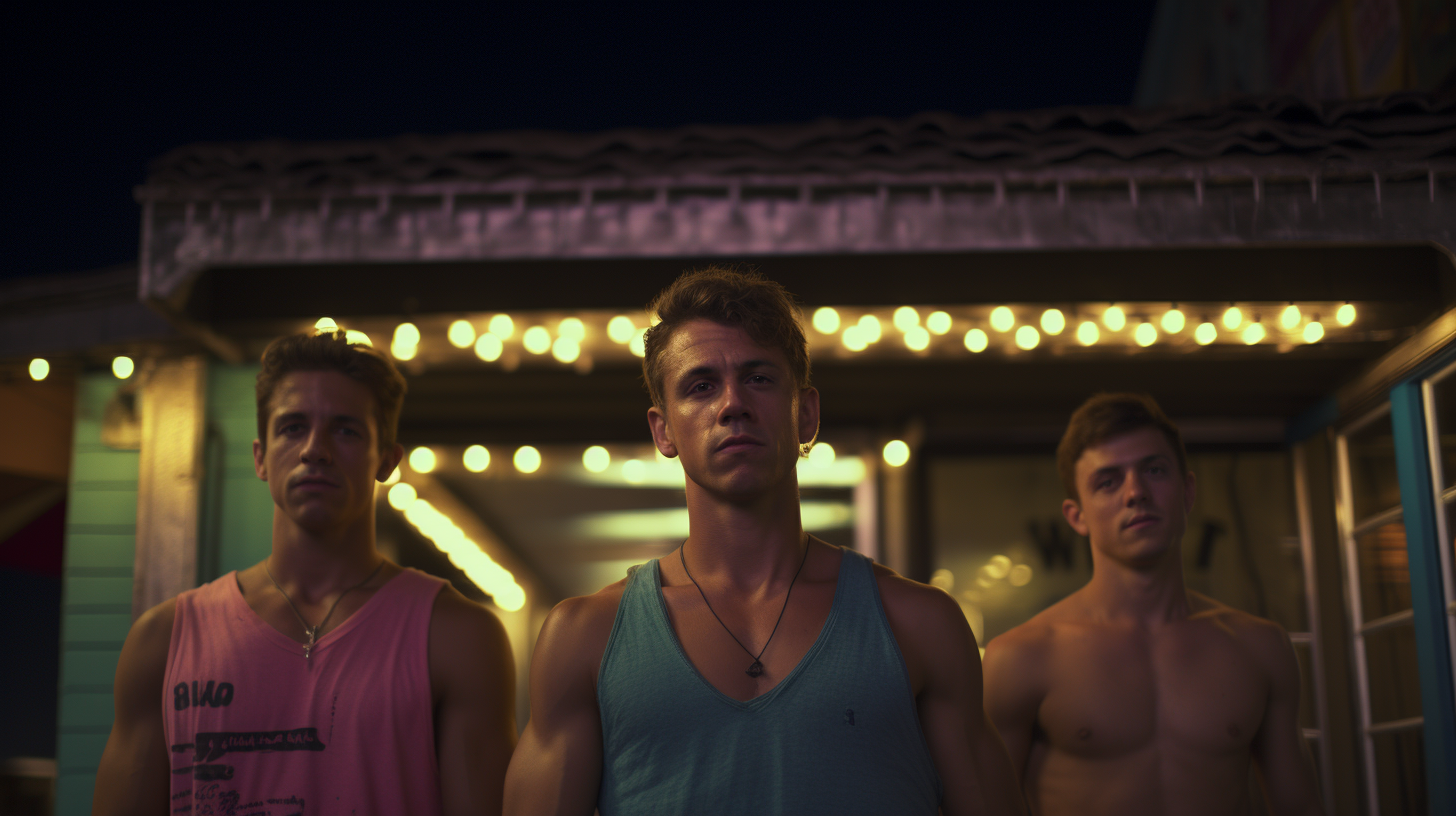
2, 3, 1158, 282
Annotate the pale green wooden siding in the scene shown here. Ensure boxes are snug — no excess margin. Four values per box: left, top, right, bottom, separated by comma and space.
203, 365, 272, 580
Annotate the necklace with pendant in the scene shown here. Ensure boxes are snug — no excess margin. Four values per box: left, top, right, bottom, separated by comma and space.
264, 559, 386, 659
680, 538, 810, 678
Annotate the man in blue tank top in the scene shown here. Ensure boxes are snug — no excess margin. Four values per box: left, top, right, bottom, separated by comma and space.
505, 268, 1026, 815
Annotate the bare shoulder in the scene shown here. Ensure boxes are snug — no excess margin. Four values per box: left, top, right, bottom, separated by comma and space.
983, 594, 1072, 675
871, 561, 962, 624
1188, 592, 1298, 672
430, 582, 511, 652
123, 596, 178, 666
533, 572, 633, 682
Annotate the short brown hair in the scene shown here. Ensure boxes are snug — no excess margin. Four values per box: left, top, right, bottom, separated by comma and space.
1056, 393, 1188, 501
255, 331, 407, 454
641, 266, 811, 408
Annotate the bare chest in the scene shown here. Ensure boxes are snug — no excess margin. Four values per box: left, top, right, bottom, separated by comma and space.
1037, 623, 1269, 759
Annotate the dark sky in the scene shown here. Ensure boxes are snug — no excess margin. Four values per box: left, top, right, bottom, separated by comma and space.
2, 2, 1158, 282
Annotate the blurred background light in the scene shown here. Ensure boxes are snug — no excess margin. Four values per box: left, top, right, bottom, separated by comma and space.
1194, 322, 1217, 345
989, 306, 1015, 333
812, 307, 841, 334
345, 330, 372, 346
1336, 303, 1357, 326
384, 467, 401, 485
842, 324, 869, 351
1102, 305, 1126, 331
551, 336, 581, 363
1008, 564, 1033, 586
857, 314, 882, 343
893, 306, 920, 332
1303, 321, 1325, 343
582, 445, 610, 473
387, 482, 417, 510
926, 311, 952, 335
1222, 305, 1243, 330
314, 317, 338, 333
28, 358, 48, 381
629, 328, 647, 357
523, 326, 552, 354
607, 315, 636, 343
1160, 308, 1185, 334
1076, 321, 1099, 346
558, 317, 586, 341
474, 333, 503, 362
447, 319, 476, 348
1243, 322, 1266, 344
463, 445, 491, 473
409, 446, 437, 473
112, 356, 134, 379
488, 314, 515, 339
1040, 309, 1065, 335
514, 445, 541, 473
1279, 304, 1302, 331
622, 458, 646, 484
964, 328, 988, 353
393, 322, 420, 347
1134, 322, 1157, 347
904, 325, 931, 351
1014, 325, 1040, 350
883, 439, 910, 467
807, 442, 835, 465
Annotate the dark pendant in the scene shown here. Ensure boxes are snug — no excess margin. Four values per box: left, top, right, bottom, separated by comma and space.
745, 660, 764, 678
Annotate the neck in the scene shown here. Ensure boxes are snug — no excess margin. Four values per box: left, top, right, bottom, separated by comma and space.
680, 477, 806, 590
1082, 547, 1190, 624
268, 506, 383, 596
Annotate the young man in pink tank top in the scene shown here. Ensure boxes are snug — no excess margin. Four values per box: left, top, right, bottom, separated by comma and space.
94, 331, 517, 816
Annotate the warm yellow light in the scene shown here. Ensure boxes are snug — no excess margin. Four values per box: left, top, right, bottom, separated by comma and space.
1303, 321, 1325, 343
989, 306, 1015, 333
987, 555, 1012, 579
558, 317, 586, 341
384, 467, 400, 485
1040, 309, 1065, 335
1161, 308, 1185, 334
463, 445, 491, 473
1008, 564, 1033, 587
842, 325, 869, 352
488, 314, 514, 339
1222, 305, 1243, 330
409, 446, 437, 473
28, 358, 48, 381
807, 442, 835, 465
1279, 304, 1301, 331
112, 356, 134, 379
513, 445, 541, 474
622, 459, 646, 484
893, 306, 920, 332
447, 320, 476, 348
391, 341, 417, 361
858, 315, 882, 343
345, 330, 372, 346
607, 315, 636, 343
583, 445, 610, 473
1194, 322, 1217, 345
629, 328, 647, 358
1336, 303, 1356, 326
551, 336, 581, 364
812, 307, 841, 334
882, 439, 910, 467
1014, 325, 1040, 350
1134, 323, 1157, 347
314, 317, 338, 333
523, 326, 552, 354
926, 311, 952, 335
394, 322, 420, 347
1102, 305, 1126, 331
1076, 321, 1099, 346
1243, 322, 1266, 345
904, 326, 931, 351
964, 328, 988, 353
474, 333, 503, 362
387, 482, 417, 510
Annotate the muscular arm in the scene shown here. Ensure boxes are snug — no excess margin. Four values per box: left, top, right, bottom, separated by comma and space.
431, 587, 518, 816
1250, 625, 1324, 816
883, 576, 1028, 816
982, 629, 1044, 784
503, 593, 616, 816
92, 599, 175, 816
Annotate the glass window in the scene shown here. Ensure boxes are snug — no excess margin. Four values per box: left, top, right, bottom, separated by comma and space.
1363, 624, 1425, 724
1430, 369, 1456, 491
1371, 729, 1428, 816
1347, 410, 1404, 522
1355, 521, 1412, 620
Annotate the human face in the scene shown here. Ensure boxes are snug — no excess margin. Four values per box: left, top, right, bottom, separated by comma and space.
253, 371, 402, 536
647, 320, 819, 501
1061, 426, 1195, 570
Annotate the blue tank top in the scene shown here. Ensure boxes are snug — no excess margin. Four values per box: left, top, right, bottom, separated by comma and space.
596, 547, 942, 816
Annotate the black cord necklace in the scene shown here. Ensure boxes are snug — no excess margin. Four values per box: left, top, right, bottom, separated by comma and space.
679, 537, 810, 678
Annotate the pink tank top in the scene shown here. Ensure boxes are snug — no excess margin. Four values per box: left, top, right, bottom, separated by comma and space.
164, 567, 446, 816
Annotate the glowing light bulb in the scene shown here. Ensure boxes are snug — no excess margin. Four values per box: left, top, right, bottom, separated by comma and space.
523, 326, 552, 354
345, 330, 372, 346
513, 445, 541, 474
112, 356, 134, 379
622, 459, 646, 484
1222, 306, 1243, 330
1243, 323, 1266, 345
551, 336, 581, 363
394, 323, 420, 347
558, 317, 586, 341
28, 358, 48, 381
391, 342, 417, 361
1336, 303, 1356, 326
882, 440, 910, 467
1008, 564, 1033, 587
926, 311, 952, 335
807, 442, 835, 465
1076, 321, 1099, 346
1279, 304, 1301, 331
607, 315, 636, 344
488, 314, 515, 339
1102, 305, 1126, 331
1014, 325, 1040, 350
463, 445, 490, 473
629, 328, 647, 357
474, 333, 503, 362
1194, 322, 1217, 345
409, 446, 436, 473
812, 307, 841, 334
893, 306, 920, 332
1303, 321, 1325, 343
1161, 308, 1185, 334
447, 320, 476, 348
1134, 323, 1157, 347
387, 482, 417, 510
858, 314, 882, 343
582, 445, 610, 473
841, 325, 868, 352
904, 326, 931, 351
990, 306, 1015, 333
314, 317, 338, 333
964, 328, 988, 353
1040, 309, 1065, 335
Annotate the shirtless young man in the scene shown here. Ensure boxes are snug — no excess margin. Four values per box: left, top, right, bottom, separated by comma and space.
504, 268, 1025, 816
982, 393, 1323, 816
94, 331, 517, 816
